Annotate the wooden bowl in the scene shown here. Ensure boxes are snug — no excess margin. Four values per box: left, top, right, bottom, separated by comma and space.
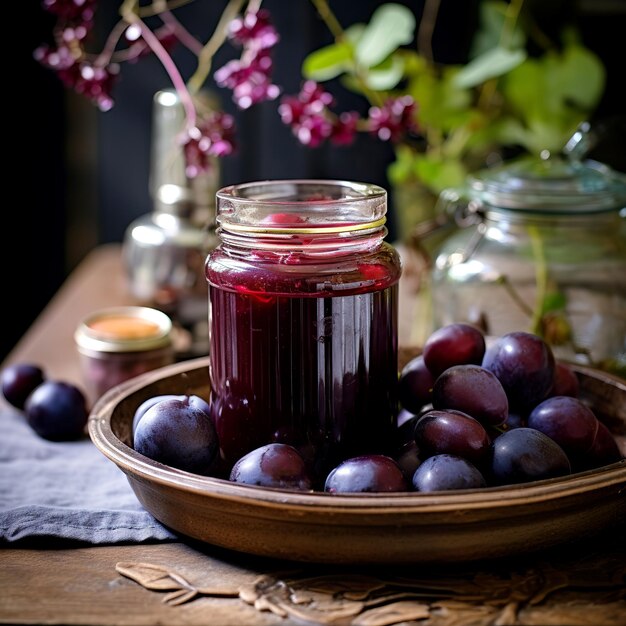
88, 357, 626, 564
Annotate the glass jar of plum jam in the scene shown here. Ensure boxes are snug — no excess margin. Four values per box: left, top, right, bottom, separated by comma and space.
205, 180, 402, 481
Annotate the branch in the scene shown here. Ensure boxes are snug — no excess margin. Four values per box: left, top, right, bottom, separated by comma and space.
159, 10, 204, 56
416, 0, 441, 64
120, 0, 196, 128
186, 0, 246, 95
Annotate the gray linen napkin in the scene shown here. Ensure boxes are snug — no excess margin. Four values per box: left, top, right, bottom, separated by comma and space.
0, 404, 176, 543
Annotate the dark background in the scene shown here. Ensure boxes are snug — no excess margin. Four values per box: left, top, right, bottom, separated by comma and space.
5, 0, 626, 362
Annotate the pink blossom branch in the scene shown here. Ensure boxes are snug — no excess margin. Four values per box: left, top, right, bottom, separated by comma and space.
94, 19, 129, 67
109, 25, 173, 64
160, 10, 204, 56
74, 17, 175, 67
120, 0, 196, 128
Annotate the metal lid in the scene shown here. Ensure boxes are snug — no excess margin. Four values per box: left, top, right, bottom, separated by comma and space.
467, 155, 626, 214
74, 306, 173, 354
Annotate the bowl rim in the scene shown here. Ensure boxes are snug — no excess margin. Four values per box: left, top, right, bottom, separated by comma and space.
88, 357, 626, 516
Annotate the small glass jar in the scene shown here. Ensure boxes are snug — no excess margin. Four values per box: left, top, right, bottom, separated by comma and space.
75, 306, 174, 403
205, 180, 402, 481
431, 155, 626, 375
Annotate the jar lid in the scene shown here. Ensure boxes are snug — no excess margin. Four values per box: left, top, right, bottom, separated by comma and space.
74, 306, 173, 354
467, 155, 626, 214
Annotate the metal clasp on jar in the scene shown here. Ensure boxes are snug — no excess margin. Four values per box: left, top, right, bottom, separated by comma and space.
436, 189, 487, 266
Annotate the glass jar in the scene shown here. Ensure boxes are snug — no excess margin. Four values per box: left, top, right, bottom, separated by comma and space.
205, 180, 402, 482
431, 155, 626, 375
74, 306, 174, 404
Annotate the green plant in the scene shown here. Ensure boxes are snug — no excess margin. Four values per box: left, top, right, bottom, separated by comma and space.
281, 0, 612, 360
290, 0, 606, 216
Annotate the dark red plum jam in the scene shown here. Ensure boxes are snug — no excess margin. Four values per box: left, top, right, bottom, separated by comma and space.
205, 181, 402, 485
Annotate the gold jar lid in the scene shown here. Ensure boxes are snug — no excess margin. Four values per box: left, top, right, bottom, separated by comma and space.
74, 306, 173, 354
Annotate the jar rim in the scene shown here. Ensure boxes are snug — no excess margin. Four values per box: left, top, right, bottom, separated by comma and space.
74, 306, 173, 354
216, 179, 386, 205
216, 179, 388, 236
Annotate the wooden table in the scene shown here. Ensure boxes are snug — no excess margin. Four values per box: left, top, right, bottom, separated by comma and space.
1, 244, 625, 626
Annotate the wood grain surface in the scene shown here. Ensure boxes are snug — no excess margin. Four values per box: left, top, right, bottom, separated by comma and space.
2, 533, 624, 625
1, 244, 625, 626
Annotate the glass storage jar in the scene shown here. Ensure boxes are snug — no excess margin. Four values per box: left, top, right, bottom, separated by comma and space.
431, 154, 626, 375
205, 180, 402, 482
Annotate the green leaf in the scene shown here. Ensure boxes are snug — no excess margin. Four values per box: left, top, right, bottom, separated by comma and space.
454, 46, 527, 89
407, 67, 473, 134
553, 43, 605, 110
501, 43, 605, 154
413, 154, 468, 194
302, 41, 353, 82
502, 58, 544, 117
470, 1, 525, 58
355, 3, 416, 68
505, 43, 604, 119
477, 117, 531, 149
400, 49, 428, 77
344, 23, 366, 44
362, 54, 405, 90
387, 144, 417, 185
339, 73, 366, 96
